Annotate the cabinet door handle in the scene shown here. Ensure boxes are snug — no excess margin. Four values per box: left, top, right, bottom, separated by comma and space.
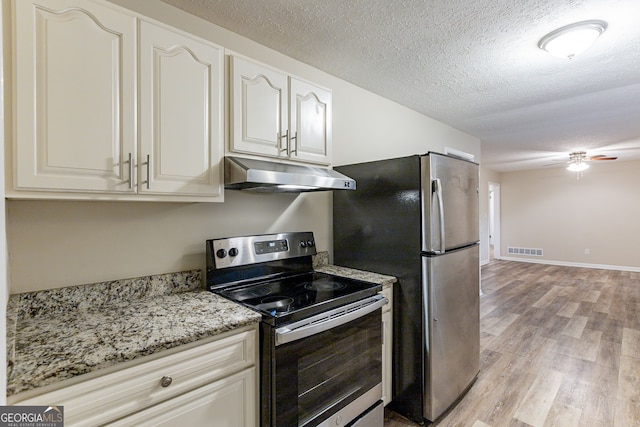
160, 376, 173, 388
279, 130, 289, 155
143, 154, 151, 189
127, 152, 134, 189
290, 131, 298, 155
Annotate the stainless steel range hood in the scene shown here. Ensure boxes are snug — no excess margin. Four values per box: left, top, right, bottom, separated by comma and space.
225, 156, 356, 192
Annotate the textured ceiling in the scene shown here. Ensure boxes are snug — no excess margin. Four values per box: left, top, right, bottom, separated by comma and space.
162, 0, 640, 171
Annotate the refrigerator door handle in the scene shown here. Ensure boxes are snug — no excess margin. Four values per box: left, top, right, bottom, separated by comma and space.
432, 178, 445, 254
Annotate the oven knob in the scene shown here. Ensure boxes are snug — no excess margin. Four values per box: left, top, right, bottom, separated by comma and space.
216, 249, 227, 259
229, 248, 239, 257
307, 240, 314, 247
300, 241, 307, 248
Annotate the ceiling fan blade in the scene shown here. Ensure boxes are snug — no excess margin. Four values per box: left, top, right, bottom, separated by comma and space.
588, 156, 618, 161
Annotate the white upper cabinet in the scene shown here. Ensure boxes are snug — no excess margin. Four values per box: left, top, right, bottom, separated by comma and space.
138, 20, 223, 198
12, 0, 224, 201
230, 56, 332, 165
289, 77, 332, 165
14, 0, 137, 193
230, 57, 288, 158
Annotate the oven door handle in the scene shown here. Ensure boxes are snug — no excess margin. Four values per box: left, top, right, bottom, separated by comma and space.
275, 295, 388, 346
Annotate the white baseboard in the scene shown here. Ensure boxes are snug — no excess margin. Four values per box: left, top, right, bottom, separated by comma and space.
498, 256, 640, 273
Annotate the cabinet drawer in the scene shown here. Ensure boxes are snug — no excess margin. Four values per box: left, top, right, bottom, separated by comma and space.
109, 367, 257, 427
13, 328, 257, 426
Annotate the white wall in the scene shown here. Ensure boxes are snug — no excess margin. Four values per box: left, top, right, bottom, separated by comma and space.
6, 0, 480, 293
500, 160, 640, 270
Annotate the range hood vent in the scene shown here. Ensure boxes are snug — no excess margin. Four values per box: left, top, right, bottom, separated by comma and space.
225, 156, 356, 193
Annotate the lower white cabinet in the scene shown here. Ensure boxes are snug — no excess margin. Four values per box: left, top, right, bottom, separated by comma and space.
380, 285, 393, 405
10, 326, 258, 427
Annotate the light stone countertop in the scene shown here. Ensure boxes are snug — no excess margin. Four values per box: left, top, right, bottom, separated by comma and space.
314, 264, 397, 288
6, 270, 261, 397
313, 251, 397, 289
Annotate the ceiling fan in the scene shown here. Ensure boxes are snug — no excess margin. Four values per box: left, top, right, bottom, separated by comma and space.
567, 151, 618, 172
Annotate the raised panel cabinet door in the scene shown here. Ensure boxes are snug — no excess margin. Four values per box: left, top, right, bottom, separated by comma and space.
289, 78, 331, 165
109, 368, 257, 427
230, 56, 288, 158
139, 20, 224, 198
14, 0, 136, 192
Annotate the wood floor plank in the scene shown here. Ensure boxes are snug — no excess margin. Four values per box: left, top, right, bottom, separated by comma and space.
545, 402, 582, 427
583, 290, 601, 304
483, 312, 520, 336
618, 355, 640, 404
555, 329, 602, 362
614, 400, 640, 427
532, 286, 564, 308
621, 327, 640, 358
562, 315, 588, 338
557, 301, 580, 318
513, 370, 563, 426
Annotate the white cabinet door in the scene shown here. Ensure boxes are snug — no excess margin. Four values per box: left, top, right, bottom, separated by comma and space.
139, 20, 224, 198
289, 78, 331, 165
230, 56, 288, 158
110, 368, 257, 427
14, 0, 136, 192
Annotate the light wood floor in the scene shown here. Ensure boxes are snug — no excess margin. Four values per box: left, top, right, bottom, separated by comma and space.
384, 260, 640, 427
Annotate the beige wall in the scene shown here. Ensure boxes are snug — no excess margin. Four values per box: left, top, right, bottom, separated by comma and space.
500, 160, 640, 270
6, 0, 480, 293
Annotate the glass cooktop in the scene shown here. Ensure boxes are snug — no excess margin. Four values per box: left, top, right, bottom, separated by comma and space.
217, 272, 381, 325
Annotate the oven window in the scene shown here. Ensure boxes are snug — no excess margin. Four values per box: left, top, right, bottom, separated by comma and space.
274, 310, 382, 427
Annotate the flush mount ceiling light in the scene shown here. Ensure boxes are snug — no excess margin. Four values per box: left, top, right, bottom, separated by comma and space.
538, 20, 608, 59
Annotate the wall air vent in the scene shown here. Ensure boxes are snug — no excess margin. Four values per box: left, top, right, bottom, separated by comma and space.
507, 247, 543, 256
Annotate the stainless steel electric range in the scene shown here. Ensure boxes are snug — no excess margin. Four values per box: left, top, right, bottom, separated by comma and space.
206, 231, 386, 427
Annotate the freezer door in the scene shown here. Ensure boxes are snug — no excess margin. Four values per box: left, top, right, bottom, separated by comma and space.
422, 244, 479, 421
421, 153, 479, 253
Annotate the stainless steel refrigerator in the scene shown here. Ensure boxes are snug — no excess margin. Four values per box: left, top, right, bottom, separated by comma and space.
333, 153, 480, 423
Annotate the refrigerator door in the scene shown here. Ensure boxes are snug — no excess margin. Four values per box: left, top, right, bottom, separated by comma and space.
421, 154, 479, 253
422, 244, 479, 421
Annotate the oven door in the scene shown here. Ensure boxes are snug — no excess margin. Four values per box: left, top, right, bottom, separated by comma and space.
270, 295, 386, 427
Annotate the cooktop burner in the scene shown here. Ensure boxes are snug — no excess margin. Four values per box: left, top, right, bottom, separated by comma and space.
217, 272, 381, 325
304, 278, 346, 292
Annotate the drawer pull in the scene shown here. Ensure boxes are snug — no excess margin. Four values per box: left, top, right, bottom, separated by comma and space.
160, 376, 173, 388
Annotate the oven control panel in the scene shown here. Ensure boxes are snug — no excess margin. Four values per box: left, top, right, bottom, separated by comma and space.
255, 239, 289, 254
206, 231, 316, 269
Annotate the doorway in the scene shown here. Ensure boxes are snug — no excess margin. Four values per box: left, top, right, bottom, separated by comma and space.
489, 182, 501, 261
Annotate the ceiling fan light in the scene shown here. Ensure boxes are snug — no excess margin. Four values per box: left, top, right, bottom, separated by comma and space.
567, 162, 589, 172
538, 20, 607, 59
